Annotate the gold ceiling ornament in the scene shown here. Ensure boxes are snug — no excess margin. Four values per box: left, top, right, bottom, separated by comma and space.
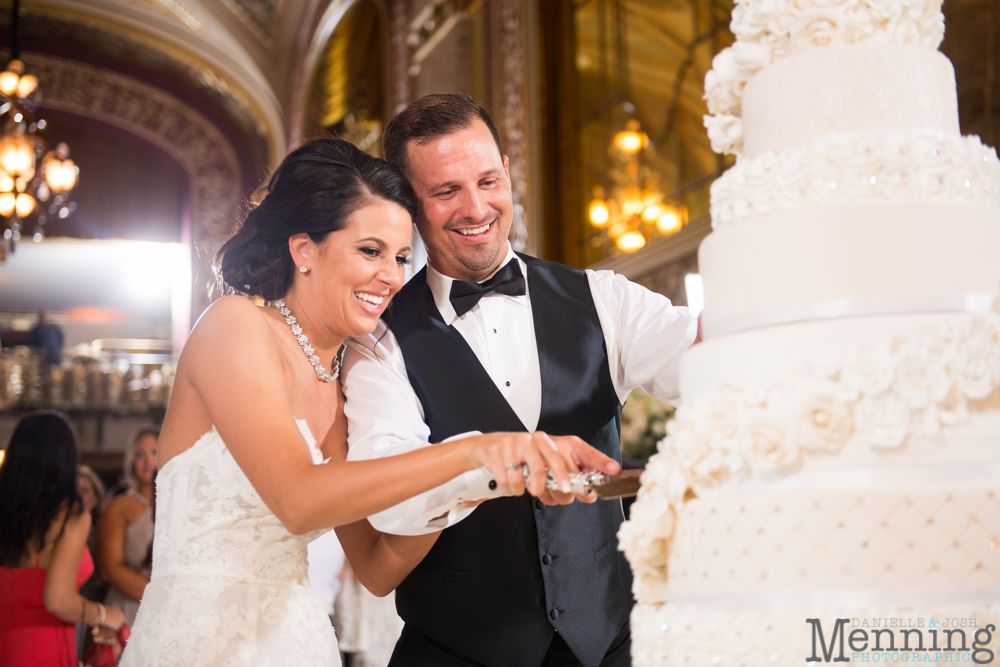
1, 0, 78, 251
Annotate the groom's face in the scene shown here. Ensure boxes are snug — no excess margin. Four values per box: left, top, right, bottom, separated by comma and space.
405, 119, 512, 282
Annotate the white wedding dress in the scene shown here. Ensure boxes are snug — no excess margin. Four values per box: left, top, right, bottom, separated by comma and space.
121, 421, 341, 666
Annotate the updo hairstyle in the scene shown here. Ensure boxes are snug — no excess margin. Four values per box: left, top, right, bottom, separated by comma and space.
218, 138, 417, 301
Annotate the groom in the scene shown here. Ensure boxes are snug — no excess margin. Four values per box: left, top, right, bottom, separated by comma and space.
342, 94, 698, 666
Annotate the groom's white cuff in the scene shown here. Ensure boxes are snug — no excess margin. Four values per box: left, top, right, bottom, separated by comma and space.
365, 431, 505, 536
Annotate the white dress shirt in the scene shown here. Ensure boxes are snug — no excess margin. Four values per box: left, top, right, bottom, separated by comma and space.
342, 244, 698, 535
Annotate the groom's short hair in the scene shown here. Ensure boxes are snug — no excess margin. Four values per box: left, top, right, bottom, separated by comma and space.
383, 93, 503, 179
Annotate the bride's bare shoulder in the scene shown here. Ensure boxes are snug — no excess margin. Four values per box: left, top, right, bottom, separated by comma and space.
187, 296, 276, 350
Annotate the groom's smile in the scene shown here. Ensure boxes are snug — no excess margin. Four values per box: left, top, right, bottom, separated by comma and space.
407, 119, 514, 282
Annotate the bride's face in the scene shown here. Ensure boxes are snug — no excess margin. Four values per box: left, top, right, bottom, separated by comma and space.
296, 199, 412, 339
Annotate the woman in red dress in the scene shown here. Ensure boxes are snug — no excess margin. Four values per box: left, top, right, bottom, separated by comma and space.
0, 412, 125, 666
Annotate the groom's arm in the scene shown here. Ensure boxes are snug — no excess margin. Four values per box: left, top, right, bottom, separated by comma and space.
341, 322, 503, 536
586, 269, 700, 405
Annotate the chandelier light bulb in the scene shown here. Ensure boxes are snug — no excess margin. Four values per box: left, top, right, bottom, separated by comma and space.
656, 208, 684, 235
0, 135, 35, 178
44, 158, 77, 192
16, 74, 37, 98
615, 230, 646, 252
0, 70, 19, 96
15, 192, 35, 217
588, 198, 610, 227
641, 204, 662, 222
614, 130, 643, 154
0, 171, 12, 193
613, 119, 647, 154
608, 221, 628, 239
0, 192, 15, 217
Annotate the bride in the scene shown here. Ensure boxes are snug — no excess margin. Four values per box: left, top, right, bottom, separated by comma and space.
121, 138, 614, 666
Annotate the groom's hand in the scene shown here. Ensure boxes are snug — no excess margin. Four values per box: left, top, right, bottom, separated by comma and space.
538, 435, 621, 506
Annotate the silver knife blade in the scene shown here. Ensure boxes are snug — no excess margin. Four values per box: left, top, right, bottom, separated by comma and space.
504, 465, 643, 499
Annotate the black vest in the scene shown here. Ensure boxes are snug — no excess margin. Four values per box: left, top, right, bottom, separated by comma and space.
383, 255, 633, 667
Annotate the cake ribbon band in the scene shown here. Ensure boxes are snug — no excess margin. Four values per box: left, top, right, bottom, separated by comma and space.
704, 292, 998, 340
707, 464, 1000, 496
663, 586, 1000, 611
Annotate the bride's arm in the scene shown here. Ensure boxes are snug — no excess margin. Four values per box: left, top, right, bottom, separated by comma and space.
334, 520, 437, 597
175, 297, 607, 535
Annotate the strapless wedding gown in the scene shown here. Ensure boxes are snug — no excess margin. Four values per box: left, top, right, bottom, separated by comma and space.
121, 421, 340, 666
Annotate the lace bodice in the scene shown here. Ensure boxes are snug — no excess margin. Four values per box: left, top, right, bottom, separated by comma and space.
121, 421, 340, 666
151, 421, 328, 586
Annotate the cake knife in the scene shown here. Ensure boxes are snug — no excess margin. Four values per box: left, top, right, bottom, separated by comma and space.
484, 465, 643, 499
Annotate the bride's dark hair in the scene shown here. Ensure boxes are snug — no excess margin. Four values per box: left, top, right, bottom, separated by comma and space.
217, 138, 417, 301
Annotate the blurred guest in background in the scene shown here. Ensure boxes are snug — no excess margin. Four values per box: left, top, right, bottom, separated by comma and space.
77, 466, 105, 518
333, 561, 404, 667
95, 424, 158, 626
27, 310, 64, 366
0, 412, 125, 667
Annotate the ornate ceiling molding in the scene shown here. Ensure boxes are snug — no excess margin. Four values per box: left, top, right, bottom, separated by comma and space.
27, 0, 286, 164
218, 0, 283, 43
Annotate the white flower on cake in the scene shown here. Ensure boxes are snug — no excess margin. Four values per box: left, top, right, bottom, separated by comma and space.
705, 398, 741, 445
710, 131, 1000, 228
669, 408, 729, 493
740, 413, 800, 474
794, 384, 854, 452
643, 447, 690, 507
789, 9, 861, 50
839, 343, 895, 398
618, 314, 1000, 605
891, 337, 951, 410
704, 49, 743, 115
703, 0, 945, 155
853, 392, 910, 448
950, 318, 1000, 399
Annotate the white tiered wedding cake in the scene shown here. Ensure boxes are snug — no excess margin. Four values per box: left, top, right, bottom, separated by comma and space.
620, 0, 1000, 664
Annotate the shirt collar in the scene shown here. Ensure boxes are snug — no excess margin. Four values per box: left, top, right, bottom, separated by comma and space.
426, 243, 524, 325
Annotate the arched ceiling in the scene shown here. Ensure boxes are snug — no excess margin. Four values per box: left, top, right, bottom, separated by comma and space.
3, 0, 288, 175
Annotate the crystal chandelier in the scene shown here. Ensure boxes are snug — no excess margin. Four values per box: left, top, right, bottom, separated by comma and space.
1, 0, 78, 250
587, 114, 687, 254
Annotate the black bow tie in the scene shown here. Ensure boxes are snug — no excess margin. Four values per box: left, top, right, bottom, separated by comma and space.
449, 260, 526, 317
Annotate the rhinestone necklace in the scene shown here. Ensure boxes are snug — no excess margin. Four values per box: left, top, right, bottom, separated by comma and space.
273, 299, 343, 383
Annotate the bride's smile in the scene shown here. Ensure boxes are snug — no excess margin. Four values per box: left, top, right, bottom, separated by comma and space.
283, 198, 413, 351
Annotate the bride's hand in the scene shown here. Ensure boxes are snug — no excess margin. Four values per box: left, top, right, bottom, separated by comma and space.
467, 432, 573, 498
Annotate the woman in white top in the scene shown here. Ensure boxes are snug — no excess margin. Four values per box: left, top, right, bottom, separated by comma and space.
96, 424, 158, 626
121, 138, 615, 666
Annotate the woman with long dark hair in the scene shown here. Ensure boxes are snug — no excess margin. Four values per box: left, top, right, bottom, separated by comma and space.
120, 138, 613, 666
0, 412, 125, 666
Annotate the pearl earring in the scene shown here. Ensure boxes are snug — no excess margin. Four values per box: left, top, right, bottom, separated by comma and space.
299, 266, 308, 274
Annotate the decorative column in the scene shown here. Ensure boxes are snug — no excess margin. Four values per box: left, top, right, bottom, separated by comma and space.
489, 0, 533, 254
390, 0, 412, 114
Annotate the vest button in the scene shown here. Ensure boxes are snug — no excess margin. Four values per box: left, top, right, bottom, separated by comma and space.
542, 554, 553, 565
535, 499, 544, 510
550, 608, 560, 620
488, 480, 497, 491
